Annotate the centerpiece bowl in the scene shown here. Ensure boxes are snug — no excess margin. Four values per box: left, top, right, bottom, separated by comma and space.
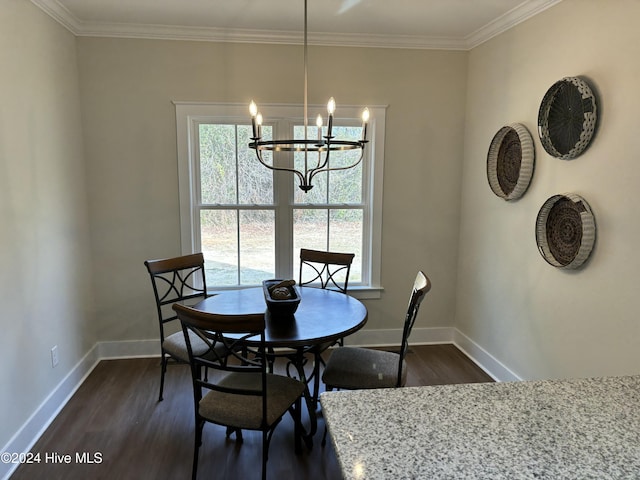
262, 279, 301, 316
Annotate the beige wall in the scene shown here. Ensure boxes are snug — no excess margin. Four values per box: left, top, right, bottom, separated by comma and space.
76, 38, 467, 342
457, 0, 640, 380
0, 1, 95, 449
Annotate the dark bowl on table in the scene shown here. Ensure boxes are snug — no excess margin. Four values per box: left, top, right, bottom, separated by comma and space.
262, 279, 301, 317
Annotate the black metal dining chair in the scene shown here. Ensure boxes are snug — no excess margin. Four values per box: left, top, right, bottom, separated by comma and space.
298, 248, 355, 293
144, 253, 211, 401
173, 304, 306, 480
321, 271, 432, 445
298, 248, 355, 406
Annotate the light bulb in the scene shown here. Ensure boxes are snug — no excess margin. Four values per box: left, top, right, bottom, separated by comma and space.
362, 108, 370, 123
361, 108, 370, 141
327, 97, 336, 115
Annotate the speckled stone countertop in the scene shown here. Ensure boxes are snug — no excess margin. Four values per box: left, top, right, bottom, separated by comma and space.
320, 376, 640, 479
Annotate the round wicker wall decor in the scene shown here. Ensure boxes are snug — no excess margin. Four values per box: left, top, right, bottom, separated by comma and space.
487, 123, 534, 200
535, 193, 596, 269
538, 77, 597, 160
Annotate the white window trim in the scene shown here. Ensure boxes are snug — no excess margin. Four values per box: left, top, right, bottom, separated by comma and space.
174, 101, 386, 299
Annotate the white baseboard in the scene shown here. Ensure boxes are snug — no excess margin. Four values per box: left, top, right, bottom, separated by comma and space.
0, 339, 161, 480
0, 345, 101, 480
97, 339, 160, 359
1, 330, 516, 480
346, 326, 520, 382
453, 329, 522, 382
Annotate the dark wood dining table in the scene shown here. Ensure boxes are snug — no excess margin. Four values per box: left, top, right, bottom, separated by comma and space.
192, 286, 368, 438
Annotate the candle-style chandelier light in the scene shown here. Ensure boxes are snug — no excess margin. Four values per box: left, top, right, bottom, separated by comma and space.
248, 0, 370, 192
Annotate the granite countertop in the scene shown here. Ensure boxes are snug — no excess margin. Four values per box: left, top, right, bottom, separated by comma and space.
320, 375, 640, 479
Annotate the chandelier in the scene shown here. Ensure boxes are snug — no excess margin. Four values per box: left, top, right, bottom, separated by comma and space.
248, 0, 370, 192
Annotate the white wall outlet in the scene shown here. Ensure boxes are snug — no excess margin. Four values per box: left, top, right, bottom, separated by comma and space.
51, 345, 59, 368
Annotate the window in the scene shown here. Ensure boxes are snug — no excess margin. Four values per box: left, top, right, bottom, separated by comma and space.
175, 102, 385, 297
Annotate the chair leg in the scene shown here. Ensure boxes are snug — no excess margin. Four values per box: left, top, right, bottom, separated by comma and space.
312, 352, 322, 410
262, 430, 268, 480
266, 347, 275, 373
294, 397, 302, 454
192, 418, 204, 480
158, 353, 168, 402
225, 427, 243, 443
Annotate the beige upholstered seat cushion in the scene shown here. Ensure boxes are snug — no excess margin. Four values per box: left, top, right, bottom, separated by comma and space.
163, 330, 211, 362
322, 347, 407, 390
199, 373, 305, 430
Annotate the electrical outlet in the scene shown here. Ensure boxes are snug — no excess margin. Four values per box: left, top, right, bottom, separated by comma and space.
51, 345, 59, 368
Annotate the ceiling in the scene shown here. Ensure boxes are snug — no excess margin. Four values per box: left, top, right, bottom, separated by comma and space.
31, 0, 562, 50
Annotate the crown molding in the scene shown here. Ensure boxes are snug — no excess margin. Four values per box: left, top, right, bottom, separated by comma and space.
465, 0, 563, 49
72, 25, 470, 51
31, 0, 562, 51
31, 0, 81, 33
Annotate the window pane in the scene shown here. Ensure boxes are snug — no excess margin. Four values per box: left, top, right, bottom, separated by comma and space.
293, 125, 363, 204
329, 126, 363, 204
293, 209, 328, 276
201, 210, 238, 286
330, 209, 363, 283
239, 210, 275, 284
293, 208, 363, 285
239, 125, 273, 204
199, 124, 237, 204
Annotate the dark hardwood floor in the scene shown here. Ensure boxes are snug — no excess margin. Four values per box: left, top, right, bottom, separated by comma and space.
11, 344, 492, 480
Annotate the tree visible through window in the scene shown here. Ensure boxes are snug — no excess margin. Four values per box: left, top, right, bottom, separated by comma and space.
198, 122, 275, 286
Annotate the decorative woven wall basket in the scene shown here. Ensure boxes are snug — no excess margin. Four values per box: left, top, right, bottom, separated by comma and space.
538, 76, 597, 160
487, 123, 534, 200
535, 193, 596, 269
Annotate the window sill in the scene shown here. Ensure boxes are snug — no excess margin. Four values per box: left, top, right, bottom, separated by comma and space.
347, 286, 383, 300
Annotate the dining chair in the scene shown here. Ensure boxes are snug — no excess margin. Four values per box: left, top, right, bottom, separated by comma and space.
299, 248, 355, 293
173, 304, 306, 480
144, 253, 211, 401
320, 271, 431, 445
298, 248, 355, 406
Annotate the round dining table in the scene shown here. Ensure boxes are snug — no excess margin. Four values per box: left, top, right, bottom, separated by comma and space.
193, 286, 368, 347
192, 286, 368, 439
